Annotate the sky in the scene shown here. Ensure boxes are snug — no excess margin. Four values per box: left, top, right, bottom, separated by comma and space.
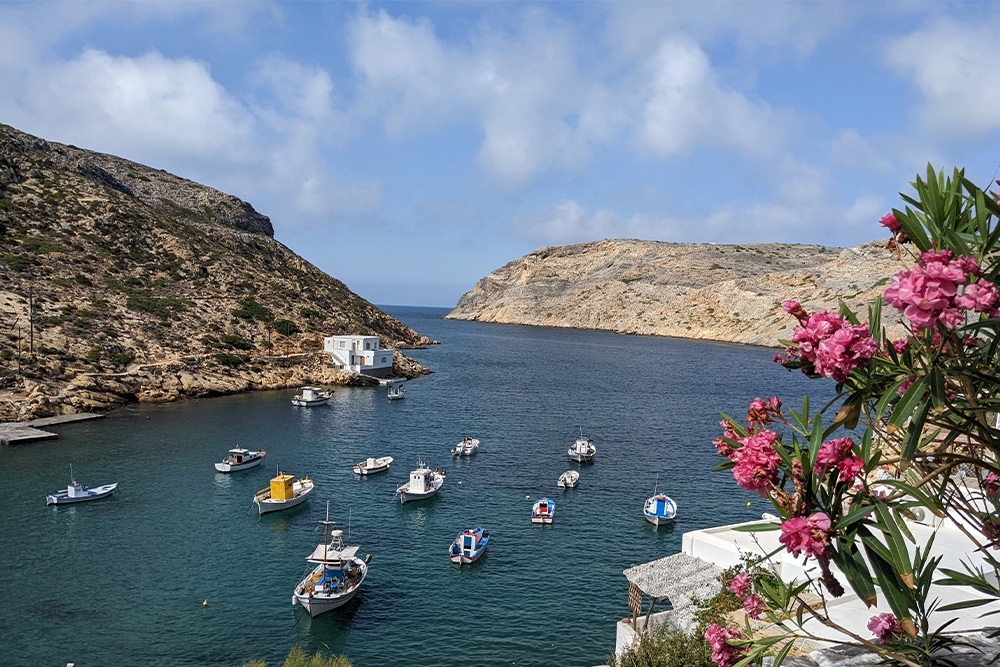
2, 1, 1000, 307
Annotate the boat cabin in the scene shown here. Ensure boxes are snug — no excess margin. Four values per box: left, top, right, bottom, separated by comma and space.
66, 481, 88, 498
536, 499, 551, 514
270, 473, 295, 500
410, 468, 430, 493
299, 387, 324, 401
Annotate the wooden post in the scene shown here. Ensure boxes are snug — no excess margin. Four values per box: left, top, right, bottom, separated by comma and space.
642, 597, 658, 632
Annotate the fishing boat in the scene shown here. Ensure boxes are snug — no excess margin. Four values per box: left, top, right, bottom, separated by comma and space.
387, 385, 406, 400
557, 470, 579, 489
568, 432, 596, 462
643, 493, 678, 526
291, 386, 332, 407
531, 497, 555, 524
46, 465, 117, 505
449, 526, 489, 565
353, 456, 393, 475
254, 470, 314, 514
450, 437, 479, 456
214, 446, 266, 472
394, 461, 445, 504
292, 505, 370, 617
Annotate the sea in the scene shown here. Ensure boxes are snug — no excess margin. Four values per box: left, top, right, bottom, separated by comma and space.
0, 306, 828, 667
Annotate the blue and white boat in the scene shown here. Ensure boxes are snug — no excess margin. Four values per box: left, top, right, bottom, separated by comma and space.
568, 431, 595, 462
531, 497, 555, 524
449, 526, 489, 565
292, 506, 370, 617
643, 493, 678, 526
46, 465, 118, 505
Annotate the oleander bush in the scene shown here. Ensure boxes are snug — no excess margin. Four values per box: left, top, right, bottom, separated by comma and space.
241, 646, 352, 667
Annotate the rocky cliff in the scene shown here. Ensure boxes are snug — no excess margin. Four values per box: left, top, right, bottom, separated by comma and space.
0, 123, 433, 421
447, 238, 907, 346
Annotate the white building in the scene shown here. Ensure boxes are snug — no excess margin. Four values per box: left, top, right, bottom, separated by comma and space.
323, 335, 394, 377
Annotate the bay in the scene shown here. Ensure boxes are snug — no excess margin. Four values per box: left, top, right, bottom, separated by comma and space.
0, 306, 827, 666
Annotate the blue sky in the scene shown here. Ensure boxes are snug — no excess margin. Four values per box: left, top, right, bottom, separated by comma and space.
2, 1, 1000, 307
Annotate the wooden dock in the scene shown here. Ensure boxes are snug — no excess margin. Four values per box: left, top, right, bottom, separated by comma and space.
0, 413, 104, 445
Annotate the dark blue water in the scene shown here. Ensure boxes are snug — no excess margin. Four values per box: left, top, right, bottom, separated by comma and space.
0, 307, 826, 666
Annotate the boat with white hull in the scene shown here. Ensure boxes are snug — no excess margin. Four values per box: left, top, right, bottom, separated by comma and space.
214, 447, 266, 472
451, 437, 479, 456
557, 470, 579, 489
353, 456, 393, 475
387, 385, 406, 400
254, 471, 314, 514
531, 497, 555, 524
643, 475, 677, 526
292, 507, 369, 617
292, 386, 332, 407
395, 461, 445, 504
46, 466, 117, 505
568, 432, 595, 462
449, 526, 489, 565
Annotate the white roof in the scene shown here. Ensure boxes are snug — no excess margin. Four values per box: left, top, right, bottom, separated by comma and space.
623, 552, 722, 601
307, 544, 359, 563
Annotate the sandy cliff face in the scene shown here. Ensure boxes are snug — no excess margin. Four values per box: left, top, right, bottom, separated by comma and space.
448, 238, 908, 347
0, 123, 433, 421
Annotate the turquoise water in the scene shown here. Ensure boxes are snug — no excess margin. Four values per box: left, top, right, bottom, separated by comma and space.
0, 307, 825, 666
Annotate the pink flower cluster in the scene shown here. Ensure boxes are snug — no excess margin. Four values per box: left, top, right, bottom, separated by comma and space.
729, 571, 751, 597
780, 302, 878, 383
704, 624, 748, 667
731, 430, 781, 497
814, 437, 864, 484
779, 512, 832, 560
747, 396, 782, 426
883, 249, 999, 331
867, 612, 904, 644
985, 472, 999, 498
727, 571, 765, 619
714, 419, 739, 458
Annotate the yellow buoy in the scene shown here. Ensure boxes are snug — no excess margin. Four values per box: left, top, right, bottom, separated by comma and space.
747, 502, 751, 507
203, 599, 208, 606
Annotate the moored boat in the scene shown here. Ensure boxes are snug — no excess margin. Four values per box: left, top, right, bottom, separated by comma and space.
387, 385, 406, 400
292, 506, 370, 617
568, 432, 595, 462
46, 465, 117, 505
394, 461, 445, 504
643, 493, 678, 526
449, 526, 489, 565
531, 497, 555, 524
214, 446, 266, 472
557, 470, 579, 489
353, 456, 393, 475
451, 437, 479, 456
254, 471, 314, 514
292, 386, 333, 407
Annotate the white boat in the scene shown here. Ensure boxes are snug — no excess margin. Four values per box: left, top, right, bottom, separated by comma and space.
254, 471, 314, 514
292, 386, 332, 406
451, 437, 480, 456
568, 432, 596, 462
449, 526, 489, 565
531, 497, 555, 524
387, 385, 406, 400
557, 470, 579, 489
395, 461, 445, 504
46, 465, 117, 505
643, 493, 678, 526
353, 456, 393, 475
214, 446, 266, 472
292, 506, 370, 617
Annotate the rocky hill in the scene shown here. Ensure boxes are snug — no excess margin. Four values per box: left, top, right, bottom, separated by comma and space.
447, 238, 908, 346
0, 123, 433, 422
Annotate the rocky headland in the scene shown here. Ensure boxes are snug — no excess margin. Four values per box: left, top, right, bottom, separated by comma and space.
0, 123, 435, 422
447, 238, 908, 346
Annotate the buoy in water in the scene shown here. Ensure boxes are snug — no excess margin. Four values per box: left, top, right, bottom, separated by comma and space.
202, 599, 208, 606
747, 502, 751, 507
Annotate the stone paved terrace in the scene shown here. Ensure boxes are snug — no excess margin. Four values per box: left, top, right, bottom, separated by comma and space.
0, 413, 103, 444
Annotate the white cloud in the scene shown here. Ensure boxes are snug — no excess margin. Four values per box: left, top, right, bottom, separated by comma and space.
886, 17, 1000, 137
640, 37, 784, 157
16, 49, 256, 167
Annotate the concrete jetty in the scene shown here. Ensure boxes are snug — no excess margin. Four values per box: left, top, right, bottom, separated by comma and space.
0, 413, 104, 445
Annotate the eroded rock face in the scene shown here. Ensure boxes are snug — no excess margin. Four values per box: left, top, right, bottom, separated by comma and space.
448, 238, 909, 347
0, 123, 433, 421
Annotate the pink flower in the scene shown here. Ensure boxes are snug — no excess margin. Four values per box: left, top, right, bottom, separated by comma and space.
781, 300, 809, 323
836, 456, 864, 484
729, 572, 751, 597
744, 593, 765, 619
814, 437, 855, 472
747, 396, 782, 425
891, 339, 910, 354
784, 308, 877, 382
868, 613, 904, 644
879, 212, 901, 234
704, 624, 748, 667
731, 430, 781, 496
985, 473, 999, 498
884, 251, 996, 331
779, 512, 832, 560
955, 281, 1000, 314
714, 419, 739, 458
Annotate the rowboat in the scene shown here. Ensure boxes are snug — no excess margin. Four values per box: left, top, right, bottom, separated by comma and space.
353, 456, 393, 475
449, 526, 489, 565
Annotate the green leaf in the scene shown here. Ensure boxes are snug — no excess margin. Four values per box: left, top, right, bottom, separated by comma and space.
901, 399, 932, 462
938, 598, 996, 612
888, 376, 928, 429
732, 521, 782, 533
770, 639, 795, 667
